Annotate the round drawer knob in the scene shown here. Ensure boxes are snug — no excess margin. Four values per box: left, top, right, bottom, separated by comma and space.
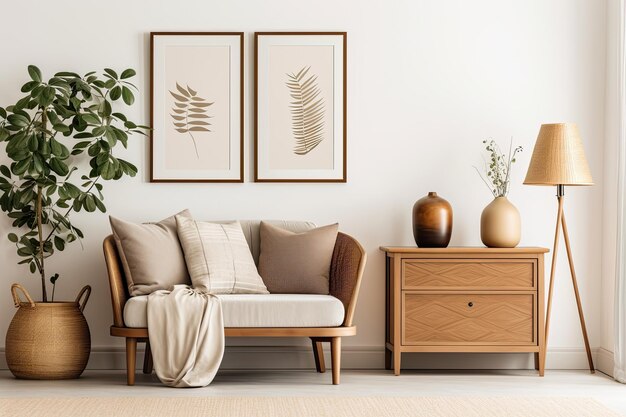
468, 302, 474, 307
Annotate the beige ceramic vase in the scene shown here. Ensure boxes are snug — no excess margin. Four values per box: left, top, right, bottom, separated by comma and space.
480, 197, 521, 248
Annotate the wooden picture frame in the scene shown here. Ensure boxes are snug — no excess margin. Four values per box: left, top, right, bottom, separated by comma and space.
254, 32, 347, 182
150, 32, 244, 183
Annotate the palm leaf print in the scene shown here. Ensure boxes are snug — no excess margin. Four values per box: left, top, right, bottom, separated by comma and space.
169, 83, 213, 159
286, 66, 325, 155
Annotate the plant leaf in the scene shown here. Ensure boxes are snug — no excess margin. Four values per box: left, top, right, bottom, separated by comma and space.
169, 91, 189, 102
21, 81, 39, 93
104, 68, 118, 79
49, 157, 69, 176
94, 196, 106, 212
84, 194, 96, 212
82, 114, 100, 125
50, 138, 63, 156
110, 86, 122, 100
189, 102, 213, 107
7, 114, 29, 128
285, 66, 325, 155
176, 83, 191, 97
54, 236, 65, 251
28, 65, 42, 82
120, 69, 136, 79
121, 87, 134, 105
0, 165, 11, 178
169, 83, 212, 159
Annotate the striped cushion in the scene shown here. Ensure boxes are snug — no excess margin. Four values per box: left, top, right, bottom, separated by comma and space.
176, 216, 268, 294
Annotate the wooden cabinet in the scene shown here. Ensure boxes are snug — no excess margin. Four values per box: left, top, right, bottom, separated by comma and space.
380, 247, 548, 376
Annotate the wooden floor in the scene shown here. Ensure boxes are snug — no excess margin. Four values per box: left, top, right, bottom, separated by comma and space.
0, 370, 624, 415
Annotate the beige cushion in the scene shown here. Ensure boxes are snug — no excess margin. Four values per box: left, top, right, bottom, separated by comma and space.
124, 293, 345, 328
109, 210, 192, 296
234, 220, 316, 265
176, 217, 268, 294
258, 222, 338, 294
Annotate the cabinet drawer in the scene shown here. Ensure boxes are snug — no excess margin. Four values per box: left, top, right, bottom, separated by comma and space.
402, 260, 535, 290
402, 293, 535, 345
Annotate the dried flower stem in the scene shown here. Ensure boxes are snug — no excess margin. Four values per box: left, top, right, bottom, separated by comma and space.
474, 137, 523, 198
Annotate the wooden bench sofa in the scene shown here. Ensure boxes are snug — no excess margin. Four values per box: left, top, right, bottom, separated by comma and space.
103, 228, 366, 386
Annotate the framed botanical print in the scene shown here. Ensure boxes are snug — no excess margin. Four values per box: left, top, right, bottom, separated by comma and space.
254, 32, 347, 182
150, 32, 244, 182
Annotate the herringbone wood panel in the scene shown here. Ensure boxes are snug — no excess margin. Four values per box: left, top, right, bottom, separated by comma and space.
403, 262, 534, 289
402, 294, 534, 345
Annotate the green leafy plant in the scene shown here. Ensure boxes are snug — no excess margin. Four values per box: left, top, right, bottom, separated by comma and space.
474, 138, 523, 198
0, 66, 148, 302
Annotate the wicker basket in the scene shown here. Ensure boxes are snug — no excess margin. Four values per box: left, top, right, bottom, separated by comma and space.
5, 283, 91, 379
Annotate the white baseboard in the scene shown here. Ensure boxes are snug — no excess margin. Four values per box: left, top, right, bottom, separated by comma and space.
596, 347, 615, 377
0, 346, 610, 371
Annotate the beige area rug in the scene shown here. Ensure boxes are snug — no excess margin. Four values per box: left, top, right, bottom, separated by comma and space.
0, 396, 620, 417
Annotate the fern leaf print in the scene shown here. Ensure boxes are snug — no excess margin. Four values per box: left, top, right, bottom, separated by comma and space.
169, 82, 213, 159
285, 66, 325, 155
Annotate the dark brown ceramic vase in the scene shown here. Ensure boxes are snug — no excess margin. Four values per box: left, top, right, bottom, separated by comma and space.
412, 192, 453, 247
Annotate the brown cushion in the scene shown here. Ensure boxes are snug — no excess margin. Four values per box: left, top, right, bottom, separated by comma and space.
109, 210, 192, 296
258, 222, 338, 294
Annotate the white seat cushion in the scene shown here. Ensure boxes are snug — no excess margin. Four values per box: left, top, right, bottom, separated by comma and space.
123, 293, 345, 328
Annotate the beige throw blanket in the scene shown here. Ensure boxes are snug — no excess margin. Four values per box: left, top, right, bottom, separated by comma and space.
147, 285, 224, 387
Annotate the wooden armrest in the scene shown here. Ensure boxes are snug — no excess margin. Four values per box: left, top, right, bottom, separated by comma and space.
103, 235, 128, 328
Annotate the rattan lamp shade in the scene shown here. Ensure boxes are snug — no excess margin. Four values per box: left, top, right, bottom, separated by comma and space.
524, 123, 593, 186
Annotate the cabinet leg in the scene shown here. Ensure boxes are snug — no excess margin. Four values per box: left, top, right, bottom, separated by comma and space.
537, 348, 545, 376
385, 348, 392, 370
393, 350, 401, 376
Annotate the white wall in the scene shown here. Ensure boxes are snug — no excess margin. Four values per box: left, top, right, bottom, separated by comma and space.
0, 0, 608, 369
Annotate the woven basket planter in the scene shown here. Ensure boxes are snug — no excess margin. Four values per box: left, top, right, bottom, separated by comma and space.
5, 284, 91, 379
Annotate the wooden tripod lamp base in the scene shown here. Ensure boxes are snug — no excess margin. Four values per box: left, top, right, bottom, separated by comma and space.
544, 185, 594, 373
524, 123, 595, 374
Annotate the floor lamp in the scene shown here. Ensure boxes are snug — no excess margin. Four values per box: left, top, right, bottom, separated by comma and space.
524, 123, 594, 373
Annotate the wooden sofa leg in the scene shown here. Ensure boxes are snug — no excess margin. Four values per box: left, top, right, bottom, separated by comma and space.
311, 338, 326, 373
331, 337, 341, 385
126, 337, 137, 385
143, 340, 153, 374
